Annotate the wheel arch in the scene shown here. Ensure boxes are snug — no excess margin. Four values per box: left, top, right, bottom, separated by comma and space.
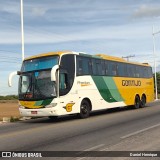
135, 94, 140, 99
141, 93, 146, 100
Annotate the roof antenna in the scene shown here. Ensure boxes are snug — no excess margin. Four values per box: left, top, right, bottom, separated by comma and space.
122, 55, 135, 61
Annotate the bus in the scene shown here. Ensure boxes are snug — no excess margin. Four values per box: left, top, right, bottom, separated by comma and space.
8, 51, 154, 119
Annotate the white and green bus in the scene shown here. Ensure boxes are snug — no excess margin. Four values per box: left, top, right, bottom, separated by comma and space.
9, 51, 154, 119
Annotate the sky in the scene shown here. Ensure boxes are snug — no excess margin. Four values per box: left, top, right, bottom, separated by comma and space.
0, 0, 160, 95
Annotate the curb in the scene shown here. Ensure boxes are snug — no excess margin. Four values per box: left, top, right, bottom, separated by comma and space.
2, 117, 11, 123
0, 116, 32, 124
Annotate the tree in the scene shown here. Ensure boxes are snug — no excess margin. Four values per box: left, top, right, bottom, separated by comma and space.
153, 72, 160, 94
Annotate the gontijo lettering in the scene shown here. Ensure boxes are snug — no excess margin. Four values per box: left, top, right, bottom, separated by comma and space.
122, 80, 141, 86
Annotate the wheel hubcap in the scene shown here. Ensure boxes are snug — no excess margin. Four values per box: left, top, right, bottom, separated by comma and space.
81, 105, 88, 114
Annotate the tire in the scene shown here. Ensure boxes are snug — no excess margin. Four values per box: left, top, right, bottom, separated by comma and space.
79, 100, 90, 119
140, 95, 146, 108
134, 95, 140, 109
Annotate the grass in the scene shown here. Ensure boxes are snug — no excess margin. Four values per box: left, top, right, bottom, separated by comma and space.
10, 116, 21, 122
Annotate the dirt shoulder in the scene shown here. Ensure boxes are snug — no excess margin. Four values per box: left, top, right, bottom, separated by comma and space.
0, 100, 20, 120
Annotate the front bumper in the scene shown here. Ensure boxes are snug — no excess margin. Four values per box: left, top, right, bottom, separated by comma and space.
19, 108, 59, 117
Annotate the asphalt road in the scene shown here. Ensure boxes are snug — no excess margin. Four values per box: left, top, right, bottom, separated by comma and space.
0, 101, 160, 160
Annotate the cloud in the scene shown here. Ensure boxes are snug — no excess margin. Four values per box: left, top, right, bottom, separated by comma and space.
133, 5, 160, 19
31, 7, 47, 17
0, 0, 20, 15
0, 29, 21, 44
0, 22, 151, 45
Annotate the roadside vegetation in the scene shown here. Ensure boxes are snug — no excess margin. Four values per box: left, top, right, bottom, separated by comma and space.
153, 72, 160, 99
155, 72, 160, 94
0, 95, 18, 100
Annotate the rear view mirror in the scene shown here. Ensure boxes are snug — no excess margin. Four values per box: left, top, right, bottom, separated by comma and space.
51, 65, 59, 81
8, 71, 18, 87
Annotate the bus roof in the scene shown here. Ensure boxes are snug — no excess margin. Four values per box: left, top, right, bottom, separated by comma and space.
96, 54, 150, 67
24, 51, 71, 60
24, 51, 150, 67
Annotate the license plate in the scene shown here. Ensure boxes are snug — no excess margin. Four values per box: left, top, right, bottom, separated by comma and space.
31, 111, 37, 114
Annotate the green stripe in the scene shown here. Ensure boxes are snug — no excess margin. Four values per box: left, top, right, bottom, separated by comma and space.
35, 100, 43, 106
92, 76, 123, 103
34, 99, 53, 107
92, 76, 117, 102
41, 99, 53, 105
103, 77, 124, 102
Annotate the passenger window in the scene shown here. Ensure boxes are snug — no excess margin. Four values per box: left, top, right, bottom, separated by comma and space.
111, 63, 118, 76
96, 60, 103, 75
76, 56, 92, 75
105, 61, 109, 75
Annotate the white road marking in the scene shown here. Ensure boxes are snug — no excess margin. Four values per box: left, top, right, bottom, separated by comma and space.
83, 144, 105, 151
76, 144, 105, 160
121, 123, 160, 139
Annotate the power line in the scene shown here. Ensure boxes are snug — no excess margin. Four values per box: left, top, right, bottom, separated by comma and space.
122, 55, 135, 61
0, 58, 21, 61
0, 50, 20, 54
0, 61, 21, 64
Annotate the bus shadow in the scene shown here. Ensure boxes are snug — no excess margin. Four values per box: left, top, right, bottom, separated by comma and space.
22, 105, 151, 124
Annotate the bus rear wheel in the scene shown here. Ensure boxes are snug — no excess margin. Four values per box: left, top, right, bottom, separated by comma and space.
140, 95, 146, 108
79, 100, 90, 119
134, 95, 140, 109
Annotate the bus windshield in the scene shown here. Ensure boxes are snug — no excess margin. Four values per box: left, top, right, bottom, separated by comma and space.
19, 56, 58, 100
19, 71, 57, 100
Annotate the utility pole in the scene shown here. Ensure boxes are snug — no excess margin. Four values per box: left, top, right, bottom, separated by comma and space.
122, 55, 135, 61
152, 25, 160, 100
20, 0, 24, 61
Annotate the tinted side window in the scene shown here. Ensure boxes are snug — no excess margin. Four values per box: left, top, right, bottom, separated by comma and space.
139, 66, 143, 78
143, 67, 148, 78
91, 59, 105, 76
127, 64, 135, 77
135, 66, 140, 78
60, 54, 75, 96
118, 63, 126, 77
101, 60, 106, 75
105, 61, 109, 75
76, 56, 92, 75
111, 62, 118, 76
96, 59, 103, 75
92, 59, 96, 75
148, 67, 153, 78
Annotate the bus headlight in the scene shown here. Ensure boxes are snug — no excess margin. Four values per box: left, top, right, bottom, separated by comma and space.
45, 103, 57, 108
19, 105, 25, 109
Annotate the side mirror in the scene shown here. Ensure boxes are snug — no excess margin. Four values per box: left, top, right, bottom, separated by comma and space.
51, 65, 59, 81
8, 71, 18, 87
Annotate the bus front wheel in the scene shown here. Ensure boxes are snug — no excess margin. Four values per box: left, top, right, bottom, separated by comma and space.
79, 100, 90, 119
